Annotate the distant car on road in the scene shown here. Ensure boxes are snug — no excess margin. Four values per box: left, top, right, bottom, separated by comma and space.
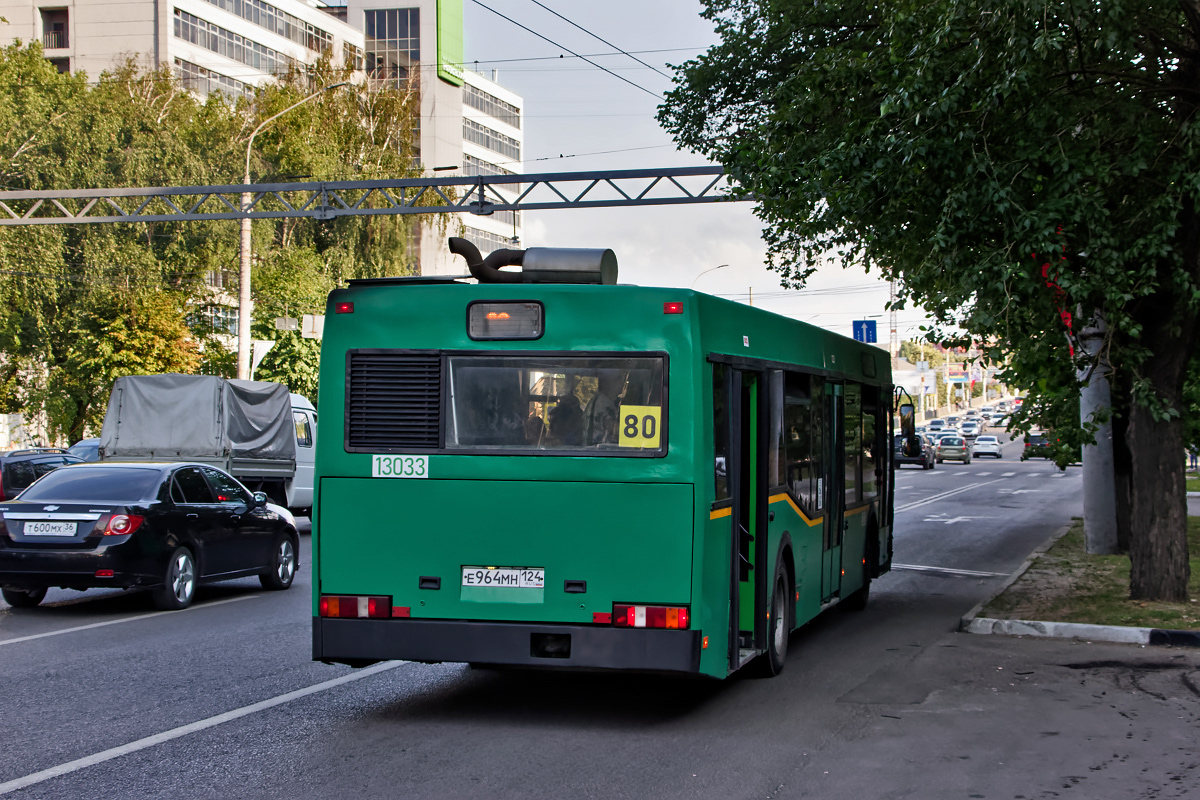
972, 435, 1003, 458
0, 449, 83, 502
67, 438, 100, 462
1023, 432, 1052, 459
0, 461, 299, 610
927, 419, 946, 432
894, 432, 935, 470
936, 436, 972, 464
960, 420, 983, 440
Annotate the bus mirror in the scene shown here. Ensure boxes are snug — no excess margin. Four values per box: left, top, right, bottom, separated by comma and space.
899, 403, 916, 439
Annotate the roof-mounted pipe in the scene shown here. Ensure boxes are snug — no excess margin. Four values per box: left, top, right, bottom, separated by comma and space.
448, 237, 617, 285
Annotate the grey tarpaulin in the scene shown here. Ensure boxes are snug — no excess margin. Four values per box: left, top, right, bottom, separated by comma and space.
99, 374, 296, 462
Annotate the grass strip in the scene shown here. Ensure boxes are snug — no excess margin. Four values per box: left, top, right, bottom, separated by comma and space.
981, 516, 1200, 630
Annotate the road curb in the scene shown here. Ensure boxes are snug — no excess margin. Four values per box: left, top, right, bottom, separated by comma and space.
959, 521, 1200, 648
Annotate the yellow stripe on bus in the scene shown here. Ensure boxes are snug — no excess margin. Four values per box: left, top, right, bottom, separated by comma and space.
711, 495, 853, 527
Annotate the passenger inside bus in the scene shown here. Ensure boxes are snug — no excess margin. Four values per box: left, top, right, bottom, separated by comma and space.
583, 371, 623, 445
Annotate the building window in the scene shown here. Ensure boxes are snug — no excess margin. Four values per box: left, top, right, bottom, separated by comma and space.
364, 8, 419, 86
199, 0, 332, 54
41, 8, 68, 49
343, 41, 364, 71
176, 59, 249, 100
462, 227, 517, 254
464, 118, 520, 161
174, 9, 295, 77
462, 154, 514, 177
464, 84, 520, 129
190, 305, 239, 336
47, 57, 70, 74
203, 268, 238, 289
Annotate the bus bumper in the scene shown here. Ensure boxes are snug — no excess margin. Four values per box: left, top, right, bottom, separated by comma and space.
313, 617, 703, 675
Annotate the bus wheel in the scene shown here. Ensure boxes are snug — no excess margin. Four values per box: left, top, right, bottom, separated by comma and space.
752, 565, 792, 678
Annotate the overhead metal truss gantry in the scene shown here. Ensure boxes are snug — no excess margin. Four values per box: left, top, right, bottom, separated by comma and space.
0, 166, 732, 226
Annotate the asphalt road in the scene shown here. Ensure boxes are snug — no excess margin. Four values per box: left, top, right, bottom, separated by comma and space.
2, 439, 1199, 799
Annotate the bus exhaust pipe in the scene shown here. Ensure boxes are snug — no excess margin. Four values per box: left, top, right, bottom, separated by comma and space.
448, 237, 617, 285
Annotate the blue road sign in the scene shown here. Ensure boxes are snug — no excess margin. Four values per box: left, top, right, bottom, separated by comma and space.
852, 320, 877, 343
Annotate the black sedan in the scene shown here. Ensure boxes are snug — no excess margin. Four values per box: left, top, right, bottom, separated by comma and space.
0, 462, 298, 610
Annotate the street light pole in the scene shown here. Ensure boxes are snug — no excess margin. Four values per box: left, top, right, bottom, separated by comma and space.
237, 81, 349, 380
689, 264, 729, 289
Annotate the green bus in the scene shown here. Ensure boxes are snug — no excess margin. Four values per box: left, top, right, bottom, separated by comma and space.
311, 239, 894, 679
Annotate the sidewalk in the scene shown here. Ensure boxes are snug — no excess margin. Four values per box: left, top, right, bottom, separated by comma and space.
960, 518, 1200, 648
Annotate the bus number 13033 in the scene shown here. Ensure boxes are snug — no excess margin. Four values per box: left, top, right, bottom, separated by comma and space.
372, 455, 428, 478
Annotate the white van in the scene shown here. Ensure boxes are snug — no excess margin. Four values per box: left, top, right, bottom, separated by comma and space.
289, 393, 317, 518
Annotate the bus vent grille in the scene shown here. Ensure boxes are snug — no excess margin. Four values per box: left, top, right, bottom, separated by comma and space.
346, 352, 441, 449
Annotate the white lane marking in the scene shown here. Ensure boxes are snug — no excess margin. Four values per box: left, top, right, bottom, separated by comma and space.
976, 472, 992, 476
923, 514, 981, 524
895, 478, 1008, 513
0, 595, 258, 648
1002, 472, 1016, 477
0, 660, 405, 796
953, 471, 969, 476
892, 563, 1008, 578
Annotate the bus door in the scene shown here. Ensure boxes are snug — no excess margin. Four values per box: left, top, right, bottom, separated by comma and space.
822, 382, 845, 603
729, 368, 768, 666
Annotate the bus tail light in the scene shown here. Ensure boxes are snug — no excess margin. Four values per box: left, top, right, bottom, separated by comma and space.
318, 595, 392, 619
663, 302, 683, 314
335, 302, 354, 314
612, 604, 689, 629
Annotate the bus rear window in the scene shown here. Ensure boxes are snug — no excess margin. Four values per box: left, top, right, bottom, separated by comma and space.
445, 355, 666, 454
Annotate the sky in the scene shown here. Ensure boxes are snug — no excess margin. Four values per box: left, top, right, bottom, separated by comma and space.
457, 0, 934, 343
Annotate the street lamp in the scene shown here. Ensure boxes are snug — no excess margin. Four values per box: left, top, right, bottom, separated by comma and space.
237, 81, 350, 380
690, 264, 729, 289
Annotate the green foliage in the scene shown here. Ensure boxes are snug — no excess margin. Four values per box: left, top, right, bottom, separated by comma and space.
0, 46, 425, 440
661, 1, 1200, 596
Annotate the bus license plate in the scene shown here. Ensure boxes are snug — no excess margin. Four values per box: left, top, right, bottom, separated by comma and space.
24, 521, 76, 536
461, 567, 544, 589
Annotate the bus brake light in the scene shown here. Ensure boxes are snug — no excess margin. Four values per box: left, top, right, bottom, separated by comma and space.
485, 311, 511, 320
335, 302, 354, 314
664, 302, 683, 314
318, 594, 392, 619
612, 604, 689, 629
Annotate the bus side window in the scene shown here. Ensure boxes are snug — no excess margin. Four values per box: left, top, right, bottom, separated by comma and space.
844, 383, 862, 504
811, 376, 824, 511
713, 363, 730, 502
861, 385, 879, 498
768, 371, 785, 488
783, 371, 812, 509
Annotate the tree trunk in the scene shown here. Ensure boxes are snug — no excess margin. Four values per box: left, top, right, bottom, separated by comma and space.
1127, 401, 1190, 600
1111, 407, 1133, 553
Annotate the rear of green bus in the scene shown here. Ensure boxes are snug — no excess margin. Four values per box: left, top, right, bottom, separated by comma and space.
311, 279, 716, 675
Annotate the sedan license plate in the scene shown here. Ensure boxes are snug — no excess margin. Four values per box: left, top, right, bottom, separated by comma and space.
24, 521, 76, 536
461, 567, 544, 589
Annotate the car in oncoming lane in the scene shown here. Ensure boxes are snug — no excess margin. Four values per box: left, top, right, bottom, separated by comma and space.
936, 436, 972, 464
972, 435, 1003, 458
0, 462, 298, 610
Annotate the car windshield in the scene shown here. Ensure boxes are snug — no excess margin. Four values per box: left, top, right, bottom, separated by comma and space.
940, 437, 964, 446
976, 436, 997, 443
18, 466, 162, 502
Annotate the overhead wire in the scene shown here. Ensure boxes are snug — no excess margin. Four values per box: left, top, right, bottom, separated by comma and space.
467, 0, 664, 100
523, 0, 674, 80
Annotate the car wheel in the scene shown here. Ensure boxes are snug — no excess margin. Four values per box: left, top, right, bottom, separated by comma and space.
152, 547, 196, 610
2, 586, 47, 608
260, 534, 297, 591
937, 458, 943, 464
751, 563, 792, 678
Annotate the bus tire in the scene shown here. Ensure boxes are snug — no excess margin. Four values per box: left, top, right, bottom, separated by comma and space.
751, 562, 792, 678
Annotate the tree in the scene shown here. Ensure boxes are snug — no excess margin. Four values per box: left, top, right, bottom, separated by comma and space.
660, 1, 1200, 600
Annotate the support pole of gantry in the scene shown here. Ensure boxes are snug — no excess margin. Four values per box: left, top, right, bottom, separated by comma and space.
1078, 312, 1119, 554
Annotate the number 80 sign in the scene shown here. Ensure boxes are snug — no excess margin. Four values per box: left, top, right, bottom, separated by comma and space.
618, 405, 662, 449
